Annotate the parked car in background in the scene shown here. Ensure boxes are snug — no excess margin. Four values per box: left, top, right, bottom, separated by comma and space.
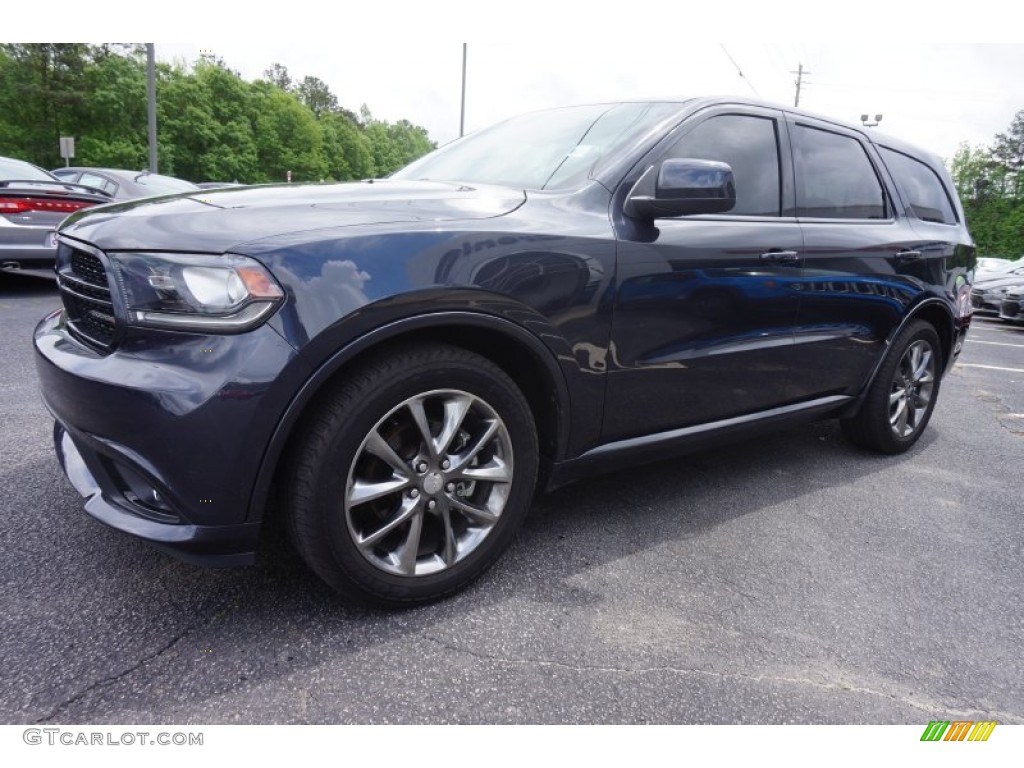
998, 285, 1024, 325
196, 181, 242, 189
36, 97, 975, 607
50, 167, 199, 201
1, 156, 113, 274
970, 267, 1024, 315
976, 256, 1023, 283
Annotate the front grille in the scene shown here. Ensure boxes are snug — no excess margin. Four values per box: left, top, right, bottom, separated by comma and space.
58, 244, 118, 349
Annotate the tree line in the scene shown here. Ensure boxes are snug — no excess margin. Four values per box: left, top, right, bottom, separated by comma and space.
0, 44, 435, 184
948, 110, 1024, 258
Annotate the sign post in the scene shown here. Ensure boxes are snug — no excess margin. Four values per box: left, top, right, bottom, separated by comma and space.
59, 136, 75, 167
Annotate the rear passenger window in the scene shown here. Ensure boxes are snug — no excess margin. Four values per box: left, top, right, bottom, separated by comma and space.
663, 114, 782, 217
794, 125, 887, 219
879, 147, 957, 224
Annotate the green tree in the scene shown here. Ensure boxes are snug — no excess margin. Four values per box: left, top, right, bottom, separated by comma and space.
295, 75, 338, 118
321, 112, 375, 180
262, 62, 292, 91
251, 82, 327, 182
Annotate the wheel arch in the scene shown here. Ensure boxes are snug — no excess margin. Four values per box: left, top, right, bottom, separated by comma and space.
845, 297, 956, 418
248, 311, 572, 525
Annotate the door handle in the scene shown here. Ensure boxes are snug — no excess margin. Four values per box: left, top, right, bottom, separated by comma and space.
895, 249, 924, 262
759, 250, 800, 264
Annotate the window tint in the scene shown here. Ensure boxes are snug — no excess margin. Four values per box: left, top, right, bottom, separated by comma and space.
794, 125, 886, 219
664, 114, 781, 216
879, 147, 956, 224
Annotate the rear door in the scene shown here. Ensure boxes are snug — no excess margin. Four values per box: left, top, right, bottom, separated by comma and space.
785, 116, 937, 401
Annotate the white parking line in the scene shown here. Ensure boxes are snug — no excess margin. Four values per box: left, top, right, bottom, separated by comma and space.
967, 340, 1024, 348
956, 363, 1024, 373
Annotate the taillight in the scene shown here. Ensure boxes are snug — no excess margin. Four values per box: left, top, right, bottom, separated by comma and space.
0, 197, 94, 214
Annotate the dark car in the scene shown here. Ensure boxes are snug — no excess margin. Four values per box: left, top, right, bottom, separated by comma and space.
1, 156, 112, 273
50, 167, 199, 201
970, 267, 1024, 315
998, 285, 1024, 324
35, 98, 975, 607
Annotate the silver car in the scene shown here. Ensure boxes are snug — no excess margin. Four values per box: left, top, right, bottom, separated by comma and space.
50, 167, 199, 201
1, 157, 112, 274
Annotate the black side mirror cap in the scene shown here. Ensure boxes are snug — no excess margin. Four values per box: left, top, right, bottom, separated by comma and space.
625, 158, 736, 220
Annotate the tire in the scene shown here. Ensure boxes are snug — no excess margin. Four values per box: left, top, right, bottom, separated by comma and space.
285, 343, 538, 608
841, 319, 942, 454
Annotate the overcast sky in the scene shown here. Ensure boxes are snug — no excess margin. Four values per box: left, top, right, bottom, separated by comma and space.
11, 3, 1024, 163
155, 41, 1022, 161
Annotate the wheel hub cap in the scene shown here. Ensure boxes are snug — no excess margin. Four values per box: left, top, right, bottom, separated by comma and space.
422, 472, 443, 496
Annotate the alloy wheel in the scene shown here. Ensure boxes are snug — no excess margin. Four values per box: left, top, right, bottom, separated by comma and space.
344, 389, 514, 577
889, 340, 935, 438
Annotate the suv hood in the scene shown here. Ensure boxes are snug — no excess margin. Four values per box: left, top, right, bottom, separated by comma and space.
58, 180, 525, 253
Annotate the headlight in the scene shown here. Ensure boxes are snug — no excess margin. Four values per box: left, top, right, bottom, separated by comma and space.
109, 252, 284, 332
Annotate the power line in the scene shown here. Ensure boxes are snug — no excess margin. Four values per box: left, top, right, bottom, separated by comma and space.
720, 45, 760, 97
791, 62, 811, 107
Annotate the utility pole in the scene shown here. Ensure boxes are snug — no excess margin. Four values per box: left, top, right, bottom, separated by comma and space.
460, 43, 467, 138
146, 44, 157, 172
792, 63, 810, 108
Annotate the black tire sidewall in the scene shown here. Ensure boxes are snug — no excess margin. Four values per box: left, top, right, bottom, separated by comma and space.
301, 349, 538, 604
870, 321, 943, 452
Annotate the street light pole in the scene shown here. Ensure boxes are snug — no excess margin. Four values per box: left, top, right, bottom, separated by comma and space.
460, 43, 467, 138
146, 44, 158, 172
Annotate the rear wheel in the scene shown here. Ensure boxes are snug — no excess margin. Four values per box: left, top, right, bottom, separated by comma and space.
285, 343, 538, 607
841, 319, 941, 454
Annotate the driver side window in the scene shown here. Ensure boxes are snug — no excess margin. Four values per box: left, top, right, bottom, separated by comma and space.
661, 114, 782, 217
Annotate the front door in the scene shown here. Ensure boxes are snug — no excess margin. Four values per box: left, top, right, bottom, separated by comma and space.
605, 108, 805, 441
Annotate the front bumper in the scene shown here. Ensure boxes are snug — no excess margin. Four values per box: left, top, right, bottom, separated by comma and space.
999, 296, 1024, 324
35, 308, 307, 566
54, 421, 260, 566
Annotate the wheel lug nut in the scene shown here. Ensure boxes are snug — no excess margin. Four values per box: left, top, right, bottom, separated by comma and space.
441, 459, 451, 470
427, 499, 437, 510
446, 482, 455, 492
408, 489, 419, 499
416, 461, 428, 473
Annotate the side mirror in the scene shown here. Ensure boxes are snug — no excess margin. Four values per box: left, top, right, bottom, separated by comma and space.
625, 158, 736, 220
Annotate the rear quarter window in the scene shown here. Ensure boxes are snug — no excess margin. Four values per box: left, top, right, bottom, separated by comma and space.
879, 147, 957, 225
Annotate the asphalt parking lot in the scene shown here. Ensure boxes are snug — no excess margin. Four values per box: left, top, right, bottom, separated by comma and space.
1, 272, 1022, 725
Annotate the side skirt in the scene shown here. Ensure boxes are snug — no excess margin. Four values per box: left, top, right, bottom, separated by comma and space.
546, 395, 853, 490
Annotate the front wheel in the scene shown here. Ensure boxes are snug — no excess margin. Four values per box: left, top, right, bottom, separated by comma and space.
841, 319, 942, 454
285, 343, 538, 607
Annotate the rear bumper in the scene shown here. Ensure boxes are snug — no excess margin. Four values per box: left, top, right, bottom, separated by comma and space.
0, 222, 56, 269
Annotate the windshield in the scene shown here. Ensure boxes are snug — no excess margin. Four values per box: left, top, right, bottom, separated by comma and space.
0, 157, 56, 182
392, 102, 684, 191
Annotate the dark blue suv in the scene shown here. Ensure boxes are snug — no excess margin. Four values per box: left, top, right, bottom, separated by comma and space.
35, 98, 975, 606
